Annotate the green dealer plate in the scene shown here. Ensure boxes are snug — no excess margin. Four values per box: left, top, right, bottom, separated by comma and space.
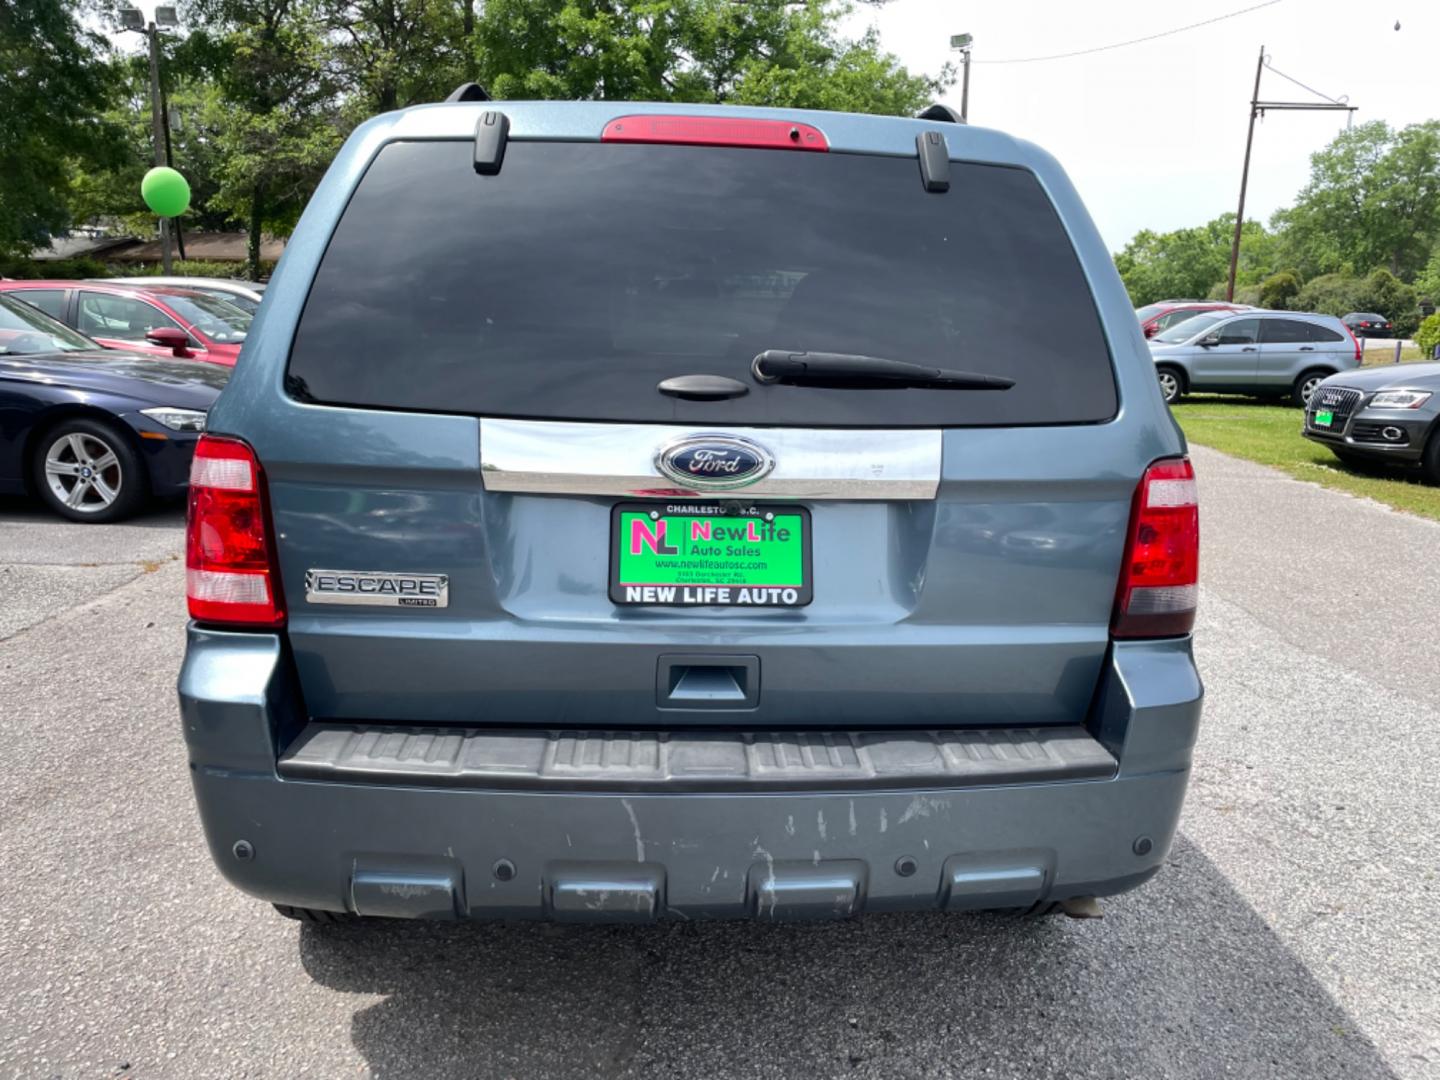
1314, 409, 1334, 427
611, 502, 812, 607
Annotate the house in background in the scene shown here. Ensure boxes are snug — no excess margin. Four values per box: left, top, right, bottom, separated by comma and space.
25, 231, 285, 273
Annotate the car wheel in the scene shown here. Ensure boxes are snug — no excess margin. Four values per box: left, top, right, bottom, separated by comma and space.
1156, 366, 1185, 405
1291, 369, 1331, 409
30, 417, 148, 523
1422, 427, 1440, 486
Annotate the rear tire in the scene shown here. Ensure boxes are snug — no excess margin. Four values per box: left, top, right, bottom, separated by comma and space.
30, 417, 148, 523
272, 904, 361, 925
1291, 368, 1332, 409
1156, 365, 1185, 405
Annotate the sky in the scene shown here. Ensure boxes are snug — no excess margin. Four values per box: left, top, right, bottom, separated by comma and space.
845, 0, 1440, 253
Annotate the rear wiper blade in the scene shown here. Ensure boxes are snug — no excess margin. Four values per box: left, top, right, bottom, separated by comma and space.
751, 350, 1014, 390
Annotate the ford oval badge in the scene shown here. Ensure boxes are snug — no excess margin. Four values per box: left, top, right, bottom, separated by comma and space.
655, 433, 775, 491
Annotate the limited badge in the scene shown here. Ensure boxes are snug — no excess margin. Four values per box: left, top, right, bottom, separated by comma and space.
305, 569, 449, 608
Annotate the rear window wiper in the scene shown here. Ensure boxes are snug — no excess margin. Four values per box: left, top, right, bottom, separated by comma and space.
752, 350, 1014, 390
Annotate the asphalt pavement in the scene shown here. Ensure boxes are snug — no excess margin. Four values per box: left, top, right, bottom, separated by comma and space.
1, 446, 1438, 1079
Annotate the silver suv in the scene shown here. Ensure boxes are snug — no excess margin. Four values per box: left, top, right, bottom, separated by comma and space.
1149, 310, 1361, 406
177, 99, 1203, 924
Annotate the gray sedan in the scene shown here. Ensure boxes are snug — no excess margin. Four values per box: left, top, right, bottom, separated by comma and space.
1302, 361, 1440, 481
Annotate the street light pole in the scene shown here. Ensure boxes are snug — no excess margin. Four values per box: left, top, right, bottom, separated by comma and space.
122, 5, 179, 272
950, 33, 973, 122
143, 20, 172, 273
961, 47, 972, 122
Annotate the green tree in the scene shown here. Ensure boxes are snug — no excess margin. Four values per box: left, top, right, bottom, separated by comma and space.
1293, 272, 1361, 317
1280, 120, 1440, 280
185, 0, 344, 278
1415, 312, 1440, 358
1258, 271, 1300, 310
1293, 268, 1419, 331
66, 48, 234, 241
1353, 268, 1419, 336
473, 0, 950, 114
1414, 245, 1440, 307
324, 0, 467, 116
0, 0, 121, 257
1113, 214, 1275, 307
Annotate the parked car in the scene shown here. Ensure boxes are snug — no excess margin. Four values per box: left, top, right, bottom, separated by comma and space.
0, 280, 250, 365
1149, 309, 1361, 406
1302, 362, 1440, 481
178, 99, 1202, 925
1135, 300, 1250, 339
0, 292, 226, 522
1341, 312, 1394, 338
102, 277, 265, 316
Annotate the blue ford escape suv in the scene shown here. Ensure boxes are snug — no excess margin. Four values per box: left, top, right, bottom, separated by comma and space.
178, 97, 1203, 923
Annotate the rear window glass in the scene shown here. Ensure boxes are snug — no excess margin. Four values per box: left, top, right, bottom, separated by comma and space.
288, 141, 1117, 427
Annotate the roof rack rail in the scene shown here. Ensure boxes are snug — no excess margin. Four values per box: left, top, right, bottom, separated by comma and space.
915, 103, 964, 125
445, 82, 491, 103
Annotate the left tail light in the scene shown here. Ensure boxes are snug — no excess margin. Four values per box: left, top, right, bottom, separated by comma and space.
1344, 324, 1362, 363
186, 435, 285, 627
1112, 458, 1199, 639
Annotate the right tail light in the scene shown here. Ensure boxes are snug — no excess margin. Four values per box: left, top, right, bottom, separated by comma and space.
1112, 458, 1198, 639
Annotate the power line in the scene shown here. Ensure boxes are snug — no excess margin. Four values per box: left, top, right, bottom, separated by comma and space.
973, 0, 1284, 65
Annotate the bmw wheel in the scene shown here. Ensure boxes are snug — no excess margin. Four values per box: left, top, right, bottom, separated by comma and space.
1156, 366, 1184, 405
31, 418, 147, 523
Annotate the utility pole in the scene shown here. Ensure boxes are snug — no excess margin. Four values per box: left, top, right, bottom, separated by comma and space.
950, 34, 973, 121
1226, 47, 1356, 302
122, 6, 180, 272
144, 20, 172, 273
1226, 47, 1265, 303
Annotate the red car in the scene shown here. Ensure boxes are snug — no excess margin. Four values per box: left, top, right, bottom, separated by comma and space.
1135, 300, 1250, 340
0, 280, 250, 366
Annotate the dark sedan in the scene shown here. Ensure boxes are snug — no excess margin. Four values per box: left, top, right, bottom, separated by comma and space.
1303, 362, 1440, 482
1341, 312, 1394, 338
0, 293, 227, 522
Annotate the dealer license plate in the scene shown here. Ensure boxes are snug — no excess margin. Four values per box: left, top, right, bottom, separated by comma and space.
1314, 409, 1334, 427
610, 502, 812, 607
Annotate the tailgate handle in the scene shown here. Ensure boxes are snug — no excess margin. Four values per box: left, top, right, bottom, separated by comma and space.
657, 654, 760, 710
657, 374, 749, 400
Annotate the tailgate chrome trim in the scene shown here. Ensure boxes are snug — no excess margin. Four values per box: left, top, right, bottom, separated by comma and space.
480, 419, 942, 500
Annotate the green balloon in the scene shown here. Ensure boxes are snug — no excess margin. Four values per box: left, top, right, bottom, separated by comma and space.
141, 166, 190, 218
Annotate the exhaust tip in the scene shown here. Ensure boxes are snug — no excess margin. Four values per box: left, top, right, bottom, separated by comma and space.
1059, 895, 1104, 919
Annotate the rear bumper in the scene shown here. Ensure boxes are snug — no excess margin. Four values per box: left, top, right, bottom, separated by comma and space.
178, 629, 1202, 921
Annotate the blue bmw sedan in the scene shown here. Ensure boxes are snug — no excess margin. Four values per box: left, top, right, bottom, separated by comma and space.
0, 292, 227, 522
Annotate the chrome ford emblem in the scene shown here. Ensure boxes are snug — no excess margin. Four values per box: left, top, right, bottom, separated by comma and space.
655, 433, 775, 491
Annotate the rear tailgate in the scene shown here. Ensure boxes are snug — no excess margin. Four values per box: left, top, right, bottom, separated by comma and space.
241, 116, 1153, 730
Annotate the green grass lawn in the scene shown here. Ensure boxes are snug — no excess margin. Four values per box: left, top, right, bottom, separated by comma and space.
1360, 339, 1427, 364
1172, 396, 1440, 523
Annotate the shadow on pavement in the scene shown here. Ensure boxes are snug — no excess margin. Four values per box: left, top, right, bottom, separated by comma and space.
0, 493, 186, 528
297, 834, 1396, 1079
